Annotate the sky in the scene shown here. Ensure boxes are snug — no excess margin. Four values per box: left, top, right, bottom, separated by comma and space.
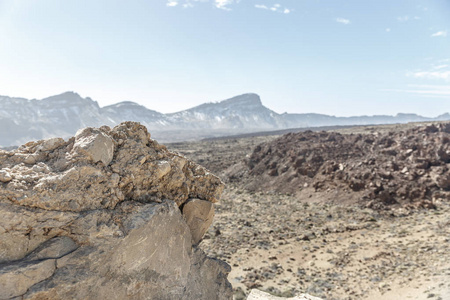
0, 0, 449, 117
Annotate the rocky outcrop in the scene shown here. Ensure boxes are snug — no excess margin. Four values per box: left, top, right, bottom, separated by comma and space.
232, 123, 450, 209
0, 122, 231, 300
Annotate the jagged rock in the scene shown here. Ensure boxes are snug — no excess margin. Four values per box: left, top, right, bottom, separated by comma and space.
235, 123, 450, 208
246, 289, 323, 300
183, 198, 215, 245
0, 121, 224, 212
0, 122, 231, 300
73, 127, 115, 166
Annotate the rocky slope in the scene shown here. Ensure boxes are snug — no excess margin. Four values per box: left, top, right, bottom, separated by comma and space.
1, 92, 449, 147
168, 122, 450, 299
227, 123, 450, 209
0, 122, 231, 300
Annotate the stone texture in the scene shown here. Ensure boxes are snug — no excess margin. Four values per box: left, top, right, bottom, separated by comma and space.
25, 237, 78, 261
0, 202, 78, 263
73, 127, 115, 166
0, 259, 56, 299
0, 169, 12, 182
0, 122, 231, 300
183, 198, 215, 245
0, 122, 224, 212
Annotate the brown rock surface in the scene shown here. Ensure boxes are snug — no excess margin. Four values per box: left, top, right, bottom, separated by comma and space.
232, 123, 450, 208
0, 122, 231, 300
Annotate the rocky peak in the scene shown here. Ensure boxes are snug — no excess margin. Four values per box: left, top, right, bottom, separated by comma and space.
182, 93, 264, 114
104, 101, 143, 109
37, 91, 99, 109
219, 93, 263, 108
40, 91, 82, 102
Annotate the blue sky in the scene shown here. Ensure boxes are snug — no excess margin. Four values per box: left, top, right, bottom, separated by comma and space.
0, 0, 449, 116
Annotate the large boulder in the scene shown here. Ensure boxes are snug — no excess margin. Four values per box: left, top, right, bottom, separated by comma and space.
0, 122, 231, 300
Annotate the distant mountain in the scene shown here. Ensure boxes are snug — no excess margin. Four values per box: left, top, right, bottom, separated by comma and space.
0, 91, 448, 146
166, 94, 281, 129
279, 112, 430, 128
0, 92, 107, 146
102, 101, 167, 126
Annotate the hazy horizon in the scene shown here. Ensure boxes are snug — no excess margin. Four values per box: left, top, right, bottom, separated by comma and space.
1, 90, 449, 119
0, 0, 449, 117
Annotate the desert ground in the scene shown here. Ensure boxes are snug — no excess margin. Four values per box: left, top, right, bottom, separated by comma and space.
168, 122, 450, 300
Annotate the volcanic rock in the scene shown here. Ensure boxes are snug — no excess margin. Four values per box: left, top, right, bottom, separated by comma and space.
232, 123, 450, 208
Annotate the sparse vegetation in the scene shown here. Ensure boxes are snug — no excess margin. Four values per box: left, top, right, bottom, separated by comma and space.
169, 122, 450, 300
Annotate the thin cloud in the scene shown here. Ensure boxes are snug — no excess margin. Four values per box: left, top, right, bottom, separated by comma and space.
406, 59, 450, 82
255, 3, 291, 14
166, 0, 235, 10
433, 64, 449, 70
215, 0, 234, 10
270, 4, 280, 12
409, 71, 450, 81
383, 85, 450, 97
336, 18, 350, 25
397, 16, 420, 22
167, 0, 178, 6
386, 28, 391, 32
431, 31, 447, 38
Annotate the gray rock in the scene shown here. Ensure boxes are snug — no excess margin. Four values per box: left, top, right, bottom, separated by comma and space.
20, 201, 231, 300
0, 259, 56, 299
183, 198, 215, 245
25, 237, 78, 261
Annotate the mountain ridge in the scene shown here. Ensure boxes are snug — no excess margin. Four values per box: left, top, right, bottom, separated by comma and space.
0, 91, 449, 146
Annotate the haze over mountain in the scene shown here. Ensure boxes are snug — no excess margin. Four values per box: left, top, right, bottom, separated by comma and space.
1, 91, 449, 147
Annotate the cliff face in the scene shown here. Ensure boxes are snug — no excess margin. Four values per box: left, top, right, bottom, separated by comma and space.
0, 122, 232, 300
